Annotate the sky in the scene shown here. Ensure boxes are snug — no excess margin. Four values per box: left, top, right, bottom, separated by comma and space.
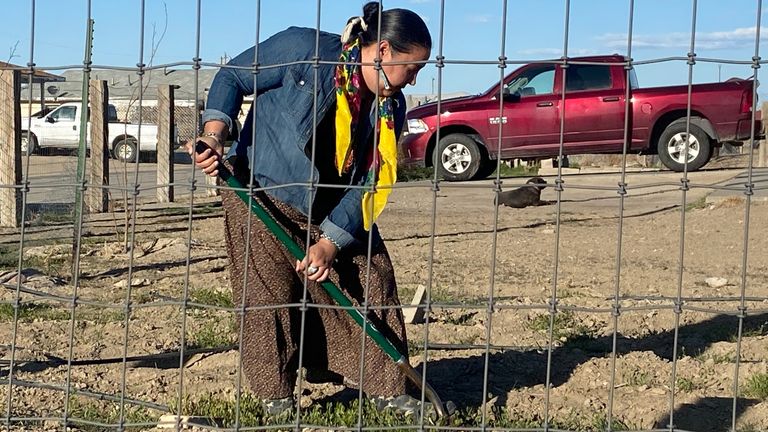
2, 0, 767, 99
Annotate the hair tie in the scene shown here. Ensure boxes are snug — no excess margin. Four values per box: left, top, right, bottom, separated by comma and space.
341, 16, 368, 44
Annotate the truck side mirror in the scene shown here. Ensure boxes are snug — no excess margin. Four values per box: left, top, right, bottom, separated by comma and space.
45, 116, 55, 123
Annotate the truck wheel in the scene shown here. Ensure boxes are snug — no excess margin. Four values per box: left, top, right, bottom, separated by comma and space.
114, 139, 138, 163
436, 134, 485, 181
657, 123, 711, 172
21, 133, 37, 155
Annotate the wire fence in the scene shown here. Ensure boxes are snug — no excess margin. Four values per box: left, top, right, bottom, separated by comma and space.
1, 0, 768, 431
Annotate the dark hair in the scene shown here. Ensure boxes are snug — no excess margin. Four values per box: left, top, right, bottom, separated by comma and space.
349, 2, 432, 53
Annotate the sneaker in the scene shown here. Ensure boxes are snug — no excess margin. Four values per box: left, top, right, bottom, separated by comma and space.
260, 397, 295, 417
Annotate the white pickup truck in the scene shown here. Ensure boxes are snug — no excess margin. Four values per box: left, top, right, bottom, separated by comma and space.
20, 102, 167, 162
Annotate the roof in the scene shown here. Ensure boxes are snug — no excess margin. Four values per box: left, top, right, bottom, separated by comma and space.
19, 67, 218, 102
0, 61, 66, 84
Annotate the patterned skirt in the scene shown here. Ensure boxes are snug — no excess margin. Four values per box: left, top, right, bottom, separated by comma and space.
221, 177, 410, 399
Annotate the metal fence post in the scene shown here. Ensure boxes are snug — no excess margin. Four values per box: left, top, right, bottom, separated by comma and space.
88, 79, 110, 213
157, 85, 175, 203
0, 69, 21, 228
759, 102, 767, 168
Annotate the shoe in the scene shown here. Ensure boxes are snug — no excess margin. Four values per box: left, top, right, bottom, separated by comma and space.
260, 397, 294, 417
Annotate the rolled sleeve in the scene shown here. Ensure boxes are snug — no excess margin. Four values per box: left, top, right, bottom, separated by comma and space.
319, 186, 383, 250
201, 108, 233, 133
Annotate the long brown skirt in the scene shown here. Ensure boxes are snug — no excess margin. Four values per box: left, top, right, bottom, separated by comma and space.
221, 187, 410, 399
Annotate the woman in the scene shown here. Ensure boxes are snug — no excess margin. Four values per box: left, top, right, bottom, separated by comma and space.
189, 2, 431, 416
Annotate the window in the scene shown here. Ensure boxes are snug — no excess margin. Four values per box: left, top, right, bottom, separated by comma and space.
51, 106, 77, 121
506, 66, 556, 96
566, 65, 612, 92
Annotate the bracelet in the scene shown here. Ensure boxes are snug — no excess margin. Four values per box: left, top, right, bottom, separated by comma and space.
200, 131, 224, 144
320, 233, 341, 250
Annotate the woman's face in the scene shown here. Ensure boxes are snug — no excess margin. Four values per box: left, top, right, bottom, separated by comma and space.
362, 41, 430, 98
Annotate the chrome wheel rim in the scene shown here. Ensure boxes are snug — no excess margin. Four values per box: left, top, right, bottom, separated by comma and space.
440, 143, 472, 174
666, 132, 700, 164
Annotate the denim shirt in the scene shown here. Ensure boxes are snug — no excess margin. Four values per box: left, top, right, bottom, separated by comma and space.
202, 27, 407, 249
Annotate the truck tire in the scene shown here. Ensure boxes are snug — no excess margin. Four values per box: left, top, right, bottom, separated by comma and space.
436, 133, 486, 181
657, 123, 711, 172
21, 133, 37, 155
114, 139, 138, 163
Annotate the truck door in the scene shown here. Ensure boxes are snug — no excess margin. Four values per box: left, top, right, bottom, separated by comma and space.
45, 105, 80, 148
487, 65, 560, 158
562, 64, 626, 152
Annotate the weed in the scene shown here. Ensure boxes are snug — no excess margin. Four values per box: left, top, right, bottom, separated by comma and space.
66, 395, 157, 432
187, 316, 236, 349
0, 302, 70, 322
444, 311, 476, 326
676, 377, 697, 392
623, 369, 651, 387
528, 311, 594, 340
190, 287, 233, 309
743, 372, 768, 400
685, 197, 707, 212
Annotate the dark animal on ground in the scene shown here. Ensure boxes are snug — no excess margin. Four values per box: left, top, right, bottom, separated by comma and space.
497, 177, 547, 208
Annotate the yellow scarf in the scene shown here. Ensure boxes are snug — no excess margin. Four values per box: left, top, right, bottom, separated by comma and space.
334, 38, 397, 231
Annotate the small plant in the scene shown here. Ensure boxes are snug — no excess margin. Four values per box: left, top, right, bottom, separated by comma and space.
528, 311, 593, 340
0, 302, 70, 322
66, 395, 158, 432
676, 377, 697, 392
623, 369, 651, 387
190, 287, 234, 309
187, 316, 236, 349
685, 196, 707, 212
743, 372, 768, 400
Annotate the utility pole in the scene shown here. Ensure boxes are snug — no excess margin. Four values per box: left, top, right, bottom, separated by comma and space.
73, 18, 94, 273
718, 64, 722, 82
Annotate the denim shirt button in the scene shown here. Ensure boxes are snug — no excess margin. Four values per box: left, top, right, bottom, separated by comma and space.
299, 80, 305, 86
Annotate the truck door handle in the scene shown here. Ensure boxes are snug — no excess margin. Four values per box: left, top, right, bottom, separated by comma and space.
72, 125, 77, 130
602, 96, 620, 102
536, 102, 554, 107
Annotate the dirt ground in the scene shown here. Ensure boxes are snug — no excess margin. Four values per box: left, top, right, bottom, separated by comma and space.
1, 164, 767, 431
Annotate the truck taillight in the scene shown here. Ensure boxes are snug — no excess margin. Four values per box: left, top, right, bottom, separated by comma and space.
741, 90, 754, 114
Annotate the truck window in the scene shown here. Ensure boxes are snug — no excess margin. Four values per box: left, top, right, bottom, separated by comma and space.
108, 105, 118, 122
505, 66, 556, 96
566, 65, 612, 92
50, 106, 77, 121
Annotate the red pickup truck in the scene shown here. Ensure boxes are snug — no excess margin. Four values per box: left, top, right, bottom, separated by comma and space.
399, 55, 760, 181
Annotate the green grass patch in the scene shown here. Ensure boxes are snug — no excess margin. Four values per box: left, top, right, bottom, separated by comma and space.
491, 163, 539, 178
623, 369, 651, 387
0, 303, 126, 324
743, 372, 768, 400
685, 196, 708, 212
528, 311, 594, 340
397, 162, 539, 182
190, 287, 233, 309
0, 302, 70, 322
67, 395, 158, 432
174, 392, 634, 431
676, 377, 698, 392
187, 316, 237, 349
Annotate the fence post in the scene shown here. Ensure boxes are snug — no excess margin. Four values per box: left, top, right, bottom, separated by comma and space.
88, 80, 110, 213
759, 102, 767, 168
157, 85, 175, 203
0, 70, 21, 228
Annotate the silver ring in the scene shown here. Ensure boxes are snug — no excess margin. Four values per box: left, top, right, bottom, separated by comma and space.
307, 266, 319, 275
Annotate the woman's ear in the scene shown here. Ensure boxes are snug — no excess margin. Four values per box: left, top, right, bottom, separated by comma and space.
378, 40, 391, 59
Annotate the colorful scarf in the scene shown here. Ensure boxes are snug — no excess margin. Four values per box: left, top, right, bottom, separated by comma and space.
334, 38, 397, 231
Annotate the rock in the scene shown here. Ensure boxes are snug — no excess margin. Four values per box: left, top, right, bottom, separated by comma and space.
705, 277, 728, 288
113, 278, 151, 288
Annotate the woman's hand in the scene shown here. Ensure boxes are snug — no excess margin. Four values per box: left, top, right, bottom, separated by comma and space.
296, 237, 339, 282
185, 136, 224, 177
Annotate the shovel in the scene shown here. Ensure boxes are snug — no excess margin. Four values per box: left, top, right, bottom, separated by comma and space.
195, 142, 448, 418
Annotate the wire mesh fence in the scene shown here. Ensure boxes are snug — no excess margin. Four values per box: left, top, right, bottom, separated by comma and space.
1, 0, 768, 431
